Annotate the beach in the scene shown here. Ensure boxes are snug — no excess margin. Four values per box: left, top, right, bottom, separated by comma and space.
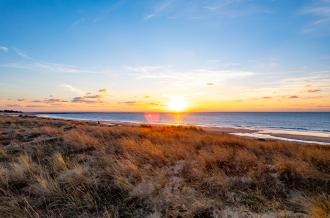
0, 114, 329, 217
34, 113, 330, 145
35, 112, 330, 145
110, 124, 330, 145
199, 126, 330, 145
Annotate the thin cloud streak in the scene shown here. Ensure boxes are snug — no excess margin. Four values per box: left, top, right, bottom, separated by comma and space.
13, 48, 34, 60
144, 0, 271, 21
1, 48, 102, 75
93, 0, 126, 23
300, 0, 330, 33
144, 0, 175, 20
125, 65, 254, 81
124, 65, 255, 95
61, 84, 85, 95
0, 62, 100, 74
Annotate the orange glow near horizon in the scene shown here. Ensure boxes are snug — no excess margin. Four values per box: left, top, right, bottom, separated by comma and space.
1, 92, 330, 112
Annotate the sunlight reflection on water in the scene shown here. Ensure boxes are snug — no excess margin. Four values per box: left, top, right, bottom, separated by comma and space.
144, 112, 183, 125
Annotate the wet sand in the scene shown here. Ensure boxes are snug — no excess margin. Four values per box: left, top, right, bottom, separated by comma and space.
266, 133, 330, 143
200, 126, 330, 145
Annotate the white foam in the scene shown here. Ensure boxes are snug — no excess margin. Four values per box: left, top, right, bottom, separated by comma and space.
231, 132, 330, 145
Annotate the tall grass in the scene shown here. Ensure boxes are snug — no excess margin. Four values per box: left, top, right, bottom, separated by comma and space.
0, 115, 329, 217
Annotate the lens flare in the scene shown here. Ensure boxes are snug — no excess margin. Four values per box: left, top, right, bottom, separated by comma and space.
144, 112, 160, 123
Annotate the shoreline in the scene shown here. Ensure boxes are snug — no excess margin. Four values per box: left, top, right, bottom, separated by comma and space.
33, 113, 330, 145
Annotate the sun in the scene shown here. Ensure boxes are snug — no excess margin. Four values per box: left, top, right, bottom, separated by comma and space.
167, 96, 188, 112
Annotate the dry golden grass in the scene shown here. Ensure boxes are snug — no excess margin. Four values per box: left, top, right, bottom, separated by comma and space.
0, 115, 329, 217
308, 194, 330, 218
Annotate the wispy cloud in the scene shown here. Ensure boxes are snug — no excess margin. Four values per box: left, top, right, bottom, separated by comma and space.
288, 95, 299, 99
23, 88, 109, 107
124, 65, 170, 74
33, 98, 69, 104
144, 0, 175, 20
144, 0, 271, 21
0, 46, 8, 53
125, 65, 254, 94
204, 0, 271, 17
13, 48, 33, 60
72, 88, 109, 104
35, 62, 98, 74
1, 62, 99, 74
61, 84, 85, 95
300, 0, 330, 33
69, 0, 125, 28
256, 70, 330, 100
93, 0, 126, 23
6, 104, 21, 107
25, 104, 47, 108
70, 18, 86, 28
204, 0, 241, 11
280, 70, 330, 90
126, 65, 254, 81
1, 48, 101, 74
307, 89, 321, 93
119, 101, 137, 105
249, 58, 280, 70
117, 100, 164, 107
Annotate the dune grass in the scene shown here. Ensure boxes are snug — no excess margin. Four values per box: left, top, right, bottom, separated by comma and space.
0, 115, 329, 217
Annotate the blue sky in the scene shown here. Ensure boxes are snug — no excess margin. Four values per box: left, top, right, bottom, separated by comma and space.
0, 0, 330, 111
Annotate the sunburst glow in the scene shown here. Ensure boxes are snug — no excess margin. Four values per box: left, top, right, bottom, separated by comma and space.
167, 96, 188, 112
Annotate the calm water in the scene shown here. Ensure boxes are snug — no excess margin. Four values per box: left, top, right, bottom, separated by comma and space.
35, 112, 330, 134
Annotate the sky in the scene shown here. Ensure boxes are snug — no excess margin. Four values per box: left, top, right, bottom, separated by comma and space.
0, 0, 330, 112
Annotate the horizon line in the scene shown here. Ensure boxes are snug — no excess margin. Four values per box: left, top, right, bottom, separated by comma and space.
20, 111, 330, 113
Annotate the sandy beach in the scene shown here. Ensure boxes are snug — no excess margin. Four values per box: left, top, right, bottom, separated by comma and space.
90, 120, 330, 145
200, 126, 329, 144
29, 111, 330, 146
32, 113, 330, 145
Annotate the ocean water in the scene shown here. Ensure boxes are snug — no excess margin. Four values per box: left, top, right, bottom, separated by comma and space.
36, 112, 330, 134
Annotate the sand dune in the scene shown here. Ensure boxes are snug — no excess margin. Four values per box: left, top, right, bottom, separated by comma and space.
0, 115, 329, 217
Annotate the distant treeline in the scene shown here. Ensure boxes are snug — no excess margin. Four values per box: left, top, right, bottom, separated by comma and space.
0, 109, 23, 113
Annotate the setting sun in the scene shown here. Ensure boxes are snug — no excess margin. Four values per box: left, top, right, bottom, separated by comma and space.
167, 96, 188, 112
